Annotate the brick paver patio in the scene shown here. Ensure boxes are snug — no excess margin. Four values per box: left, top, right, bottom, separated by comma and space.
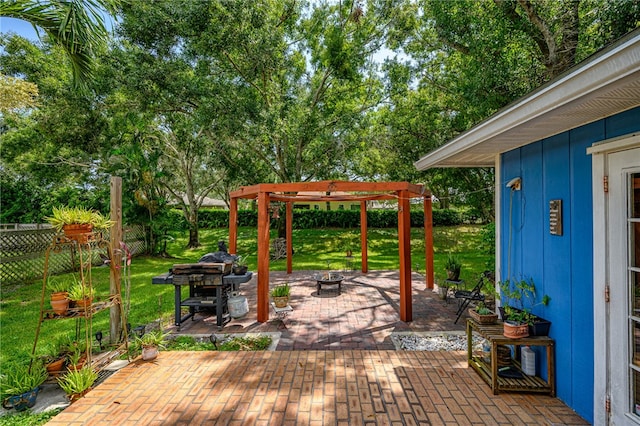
45, 270, 590, 425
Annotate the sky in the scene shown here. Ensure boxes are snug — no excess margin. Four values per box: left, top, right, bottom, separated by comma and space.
0, 17, 39, 41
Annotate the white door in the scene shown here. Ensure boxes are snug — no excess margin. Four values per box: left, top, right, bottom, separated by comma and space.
609, 146, 640, 425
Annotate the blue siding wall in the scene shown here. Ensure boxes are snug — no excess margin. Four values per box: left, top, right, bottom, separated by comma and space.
500, 106, 640, 423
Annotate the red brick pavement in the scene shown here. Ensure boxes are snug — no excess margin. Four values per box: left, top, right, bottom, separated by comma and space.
45, 271, 589, 425
47, 351, 588, 425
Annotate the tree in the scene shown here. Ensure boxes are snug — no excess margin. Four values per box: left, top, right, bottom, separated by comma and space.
0, 0, 119, 88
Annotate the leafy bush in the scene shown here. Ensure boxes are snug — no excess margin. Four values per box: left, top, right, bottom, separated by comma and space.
195, 208, 463, 230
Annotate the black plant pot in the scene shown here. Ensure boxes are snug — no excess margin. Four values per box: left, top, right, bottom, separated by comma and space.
528, 318, 552, 336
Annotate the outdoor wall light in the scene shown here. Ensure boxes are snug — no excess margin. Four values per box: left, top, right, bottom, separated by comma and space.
506, 177, 522, 191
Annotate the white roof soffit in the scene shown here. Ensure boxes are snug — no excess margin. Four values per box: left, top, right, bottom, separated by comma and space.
414, 30, 640, 170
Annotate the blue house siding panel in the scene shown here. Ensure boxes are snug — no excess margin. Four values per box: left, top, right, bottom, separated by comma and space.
568, 121, 602, 420
501, 150, 524, 280
543, 133, 574, 399
500, 107, 640, 424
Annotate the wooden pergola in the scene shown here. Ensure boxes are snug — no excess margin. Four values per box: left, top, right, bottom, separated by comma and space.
228, 181, 434, 323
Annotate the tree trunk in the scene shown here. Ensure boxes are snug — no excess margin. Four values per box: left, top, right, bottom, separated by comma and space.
187, 210, 200, 248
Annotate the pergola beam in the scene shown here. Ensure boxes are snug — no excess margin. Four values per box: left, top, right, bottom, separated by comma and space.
230, 180, 426, 199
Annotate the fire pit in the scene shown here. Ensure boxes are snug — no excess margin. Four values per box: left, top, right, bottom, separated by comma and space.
313, 272, 344, 295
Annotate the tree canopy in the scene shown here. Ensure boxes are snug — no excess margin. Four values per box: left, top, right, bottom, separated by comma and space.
1, 0, 638, 241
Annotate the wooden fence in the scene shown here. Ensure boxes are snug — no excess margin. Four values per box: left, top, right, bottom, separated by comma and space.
0, 225, 147, 285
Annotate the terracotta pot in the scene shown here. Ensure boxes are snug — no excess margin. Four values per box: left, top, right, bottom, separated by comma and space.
46, 357, 66, 376
62, 223, 93, 243
69, 388, 92, 403
50, 292, 70, 316
141, 345, 159, 361
74, 297, 93, 310
273, 296, 289, 308
67, 355, 87, 372
503, 321, 529, 339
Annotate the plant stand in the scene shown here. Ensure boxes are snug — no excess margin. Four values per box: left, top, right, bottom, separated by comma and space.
466, 319, 555, 396
31, 232, 129, 379
270, 302, 293, 320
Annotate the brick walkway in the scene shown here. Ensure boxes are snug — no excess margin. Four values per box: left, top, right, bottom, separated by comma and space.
46, 271, 590, 425
167, 270, 470, 348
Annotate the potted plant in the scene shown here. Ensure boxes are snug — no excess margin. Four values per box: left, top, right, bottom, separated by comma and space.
66, 345, 88, 371
1, 361, 48, 412
45, 206, 114, 243
499, 277, 551, 338
270, 283, 291, 308
57, 366, 98, 403
501, 306, 532, 338
232, 255, 248, 275
46, 277, 70, 316
39, 343, 66, 377
444, 254, 462, 281
135, 330, 169, 361
67, 280, 95, 310
468, 301, 498, 325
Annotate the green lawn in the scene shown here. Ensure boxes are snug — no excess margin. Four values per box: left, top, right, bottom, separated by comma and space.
0, 225, 491, 368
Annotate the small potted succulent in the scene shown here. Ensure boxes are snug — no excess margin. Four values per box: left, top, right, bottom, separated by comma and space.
270, 283, 291, 308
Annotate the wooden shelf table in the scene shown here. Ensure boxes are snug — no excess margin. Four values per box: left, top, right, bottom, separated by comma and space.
467, 319, 555, 396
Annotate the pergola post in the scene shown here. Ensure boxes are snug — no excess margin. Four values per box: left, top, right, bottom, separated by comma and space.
360, 200, 368, 273
229, 197, 238, 254
286, 202, 293, 274
397, 190, 412, 321
424, 195, 434, 289
257, 191, 270, 322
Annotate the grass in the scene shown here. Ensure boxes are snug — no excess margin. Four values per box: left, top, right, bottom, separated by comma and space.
0, 225, 491, 369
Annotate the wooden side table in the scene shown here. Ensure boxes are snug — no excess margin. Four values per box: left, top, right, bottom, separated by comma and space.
466, 319, 555, 396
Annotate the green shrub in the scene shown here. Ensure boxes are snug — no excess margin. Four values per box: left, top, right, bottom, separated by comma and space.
195, 208, 463, 230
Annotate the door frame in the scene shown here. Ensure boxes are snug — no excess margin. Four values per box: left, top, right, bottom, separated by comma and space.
589, 133, 640, 425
